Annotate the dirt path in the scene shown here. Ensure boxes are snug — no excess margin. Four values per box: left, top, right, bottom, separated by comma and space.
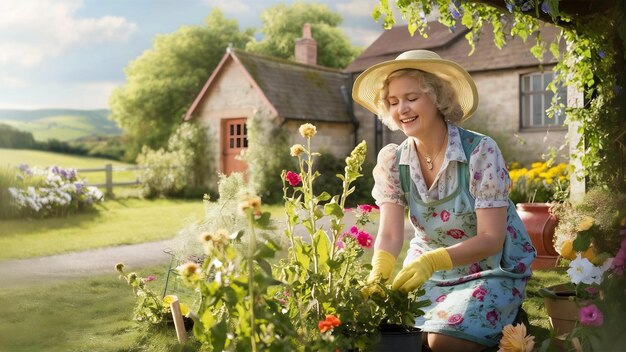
0, 214, 415, 289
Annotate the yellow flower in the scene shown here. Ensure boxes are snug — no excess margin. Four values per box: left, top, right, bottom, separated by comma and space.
498, 323, 535, 352
290, 144, 305, 156
179, 303, 190, 316
238, 196, 262, 214
581, 245, 596, 262
576, 216, 595, 231
560, 240, 577, 260
163, 295, 177, 306
298, 123, 317, 138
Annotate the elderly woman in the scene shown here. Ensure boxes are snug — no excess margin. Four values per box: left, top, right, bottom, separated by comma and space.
352, 50, 536, 352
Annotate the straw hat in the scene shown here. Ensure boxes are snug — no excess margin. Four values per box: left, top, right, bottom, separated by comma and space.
352, 50, 478, 122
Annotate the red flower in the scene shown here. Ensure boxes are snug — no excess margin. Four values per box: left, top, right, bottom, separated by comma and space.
447, 313, 464, 326
357, 204, 375, 213
446, 229, 466, 239
285, 171, 302, 186
440, 210, 450, 222
145, 275, 156, 282
355, 230, 373, 248
318, 314, 341, 333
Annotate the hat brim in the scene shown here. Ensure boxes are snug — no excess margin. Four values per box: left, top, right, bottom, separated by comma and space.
352, 58, 478, 123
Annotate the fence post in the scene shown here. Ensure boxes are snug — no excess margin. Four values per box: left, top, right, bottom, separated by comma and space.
105, 163, 113, 197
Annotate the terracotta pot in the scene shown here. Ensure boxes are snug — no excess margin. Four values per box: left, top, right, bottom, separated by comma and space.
539, 284, 589, 335
516, 202, 559, 269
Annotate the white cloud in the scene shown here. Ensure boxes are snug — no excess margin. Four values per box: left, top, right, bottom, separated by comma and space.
336, 0, 379, 18
0, 0, 137, 67
203, 0, 250, 14
342, 26, 383, 47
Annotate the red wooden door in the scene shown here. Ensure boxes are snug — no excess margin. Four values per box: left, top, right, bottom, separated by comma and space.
221, 118, 248, 175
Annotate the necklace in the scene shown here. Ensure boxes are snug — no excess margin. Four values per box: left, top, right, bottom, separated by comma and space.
418, 132, 447, 171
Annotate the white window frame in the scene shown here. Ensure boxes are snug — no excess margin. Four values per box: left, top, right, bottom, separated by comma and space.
520, 71, 567, 129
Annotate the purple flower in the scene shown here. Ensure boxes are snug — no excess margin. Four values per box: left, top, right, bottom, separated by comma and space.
515, 262, 527, 273
598, 50, 606, 59
473, 171, 483, 181
579, 304, 604, 327
541, 0, 550, 14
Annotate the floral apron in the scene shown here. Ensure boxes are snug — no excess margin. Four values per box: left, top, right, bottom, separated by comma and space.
396, 129, 536, 347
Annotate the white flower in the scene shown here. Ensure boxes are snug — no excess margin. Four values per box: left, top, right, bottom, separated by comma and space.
567, 254, 596, 284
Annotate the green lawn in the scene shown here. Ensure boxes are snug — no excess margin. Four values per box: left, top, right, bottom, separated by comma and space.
0, 262, 199, 352
0, 148, 140, 186
0, 198, 205, 260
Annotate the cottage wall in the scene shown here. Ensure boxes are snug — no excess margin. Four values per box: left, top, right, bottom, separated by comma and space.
194, 61, 275, 173
283, 120, 355, 159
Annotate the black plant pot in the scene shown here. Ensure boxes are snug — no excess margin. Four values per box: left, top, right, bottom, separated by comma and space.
375, 324, 422, 352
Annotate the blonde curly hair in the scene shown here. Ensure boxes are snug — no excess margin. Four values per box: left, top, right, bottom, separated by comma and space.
373, 69, 463, 130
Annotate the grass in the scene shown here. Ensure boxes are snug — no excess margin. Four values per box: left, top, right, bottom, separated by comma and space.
1, 148, 140, 186
0, 262, 199, 352
0, 262, 568, 352
0, 198, 205, 260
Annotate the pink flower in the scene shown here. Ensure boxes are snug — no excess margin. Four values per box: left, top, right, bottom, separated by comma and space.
579, 304, 604, 327
447, 229, 466, 239
350, 226, 359, 234
355, 230, 373, 248
285, 171, 301, 186
447, 313, 464, 326
357, 204, 375, 213
440, 210, 450, 222
486, 310, 499, 326
145, 275, 156, 282
435, 294, 447, 302
469, 263, 481, 274
515, 262, 527, 273
472, 286, 487, 301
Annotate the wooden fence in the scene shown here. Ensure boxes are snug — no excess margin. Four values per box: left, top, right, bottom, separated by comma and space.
77, 164, 142, 196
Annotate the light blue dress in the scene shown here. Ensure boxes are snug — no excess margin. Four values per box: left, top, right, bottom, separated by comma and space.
372, 125, 536, 347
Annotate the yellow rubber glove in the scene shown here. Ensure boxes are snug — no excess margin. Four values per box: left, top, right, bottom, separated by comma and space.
391, 248, 452, 292
362, 249, 396, 297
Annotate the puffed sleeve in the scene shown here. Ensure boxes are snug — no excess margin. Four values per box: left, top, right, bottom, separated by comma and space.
371, 144, 407, 207
468, 136, 511, 209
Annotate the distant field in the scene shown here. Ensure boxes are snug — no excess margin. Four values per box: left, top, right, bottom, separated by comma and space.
0, 148, 139, 186
0, 108, 121, 142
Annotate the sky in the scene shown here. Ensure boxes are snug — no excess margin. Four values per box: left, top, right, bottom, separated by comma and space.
0, 0, 390, 110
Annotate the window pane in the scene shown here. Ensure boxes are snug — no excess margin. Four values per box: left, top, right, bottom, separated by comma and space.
237, 124, 241, 135
236, 138, 241, 148
532, 96, 542, 125
532, 75, 541, 92
244, 137, 248, 148
230, 138, 234, 148
543, 72, 553, 89
244, 124, 247, 135
230, 124, 234, 135
523, 76, 530, 91
522, 95, 530, 127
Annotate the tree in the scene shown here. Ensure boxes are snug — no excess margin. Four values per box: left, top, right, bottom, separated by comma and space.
373, 0, 626, 192
246, 2, 361, 69
109, 9, 253, 161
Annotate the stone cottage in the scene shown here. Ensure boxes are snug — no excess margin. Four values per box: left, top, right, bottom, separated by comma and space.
184, 24, 356, 175
185, 22, 566, 176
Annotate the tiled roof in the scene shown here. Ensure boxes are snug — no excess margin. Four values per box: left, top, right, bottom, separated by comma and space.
345, 22, 560, 74
234, 50, 352, 123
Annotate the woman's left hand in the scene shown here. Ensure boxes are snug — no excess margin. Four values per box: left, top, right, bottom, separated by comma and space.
392, 247, 452, 292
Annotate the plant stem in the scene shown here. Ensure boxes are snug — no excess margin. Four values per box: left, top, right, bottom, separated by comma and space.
246, 210, 257, 352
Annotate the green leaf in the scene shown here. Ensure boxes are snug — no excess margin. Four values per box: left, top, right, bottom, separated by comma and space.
254, 211, 272, 229
573, 232, 592, 251
210, 320, 228, 351
324, 202, 343, 218
314, 229, 331, 271
317, 191, 331, 201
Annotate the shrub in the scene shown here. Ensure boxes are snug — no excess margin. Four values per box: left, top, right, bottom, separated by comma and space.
136, 147, 188, 198
243, 114, 296, 204
6, 164, 103, 218
0, 166, 20, 218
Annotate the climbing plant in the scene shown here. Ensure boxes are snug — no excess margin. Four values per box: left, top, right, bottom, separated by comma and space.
373, 0, 626, 192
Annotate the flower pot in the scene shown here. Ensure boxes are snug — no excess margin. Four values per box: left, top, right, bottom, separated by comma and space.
375, 324, 422, 352
516, 202, 559, 269
539, 284, 589, 335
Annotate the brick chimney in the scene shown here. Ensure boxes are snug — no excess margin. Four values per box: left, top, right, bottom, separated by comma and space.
295, 23, 317, 65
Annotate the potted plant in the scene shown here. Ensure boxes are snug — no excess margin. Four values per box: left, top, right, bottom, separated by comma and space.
509, 161, 569, 269
538, 187, 626, 350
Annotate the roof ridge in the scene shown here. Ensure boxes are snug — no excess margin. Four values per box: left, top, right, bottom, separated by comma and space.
231, 48, 345, 74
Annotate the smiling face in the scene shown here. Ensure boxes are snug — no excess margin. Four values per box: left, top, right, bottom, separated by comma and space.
386, 74, 442, 138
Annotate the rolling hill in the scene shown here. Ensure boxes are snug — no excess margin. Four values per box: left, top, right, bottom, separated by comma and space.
0, 109, 122, 142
